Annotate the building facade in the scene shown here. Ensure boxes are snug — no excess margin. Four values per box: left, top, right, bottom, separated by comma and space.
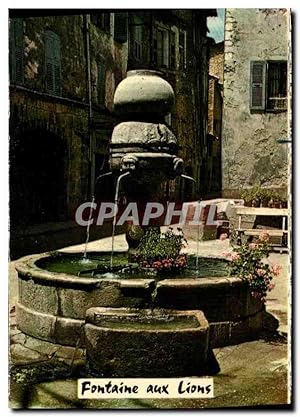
9, 12, 128, 231
127, 10, 216, 199
9, 10, 216, 255
222, 8, 289, 198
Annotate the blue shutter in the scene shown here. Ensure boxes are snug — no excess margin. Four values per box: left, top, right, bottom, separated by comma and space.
45, 30, 61, 95
250, 61, 266, 111
9, 19, 24, 85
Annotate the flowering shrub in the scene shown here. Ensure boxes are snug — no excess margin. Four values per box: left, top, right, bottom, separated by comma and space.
136, 227, 187, 272
224, 232, 281, 302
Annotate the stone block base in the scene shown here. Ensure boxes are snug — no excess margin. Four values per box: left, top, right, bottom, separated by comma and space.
84, 307, 211, 377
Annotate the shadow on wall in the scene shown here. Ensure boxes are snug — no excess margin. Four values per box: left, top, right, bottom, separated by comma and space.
10, 128, 67, 227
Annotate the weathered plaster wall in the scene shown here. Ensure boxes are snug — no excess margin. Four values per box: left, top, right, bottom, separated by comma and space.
21, 15, 87, 101
89, 15, 128, 111
222, 9, 289, 197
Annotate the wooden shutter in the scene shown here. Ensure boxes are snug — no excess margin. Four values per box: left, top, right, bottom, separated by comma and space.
114, 12, 128, 43
9, 19, 24, 84
45, 30, 61, 95
250, 61, 266, 111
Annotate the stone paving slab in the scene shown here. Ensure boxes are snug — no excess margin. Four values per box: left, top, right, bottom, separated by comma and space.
9, 339, 289, 409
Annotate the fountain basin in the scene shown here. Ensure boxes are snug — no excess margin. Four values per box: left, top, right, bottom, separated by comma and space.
85, 307, 210, 377
15, 251, 264, 348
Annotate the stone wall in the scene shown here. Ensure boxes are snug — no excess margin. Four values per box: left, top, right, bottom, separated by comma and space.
10, 90, 89, 221
9, 13, 128, 229
209, 41, 224, 83
222, 9, 289, 198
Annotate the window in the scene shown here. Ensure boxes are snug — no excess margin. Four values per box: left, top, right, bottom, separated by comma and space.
153, 27, 169, 68
133, 22, 142, 61
250, 61, 287, 111
9, 18, 24, 85
114, 12, 128, 43
153, 26, 177, 69
91, 13, 110, 33
44, 31, 61, 96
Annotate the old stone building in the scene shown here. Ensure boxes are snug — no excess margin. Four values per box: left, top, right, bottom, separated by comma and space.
222, 9, 290, 198
127, 10, 217, 199
9, 11, 128, 256
9, 10, 216, 256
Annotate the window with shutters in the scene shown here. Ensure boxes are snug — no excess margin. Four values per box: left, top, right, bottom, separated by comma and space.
153, 26, 178, 69
267, 62, 287, 110
9, 18, 24, 85
44, 31, 61, 96
91, 13, 110, 33
97, 61, 106, 106
133, 20, 143, 61
114, 12, 128, 43
153, 27, 169, 68
250, 60, 287, 112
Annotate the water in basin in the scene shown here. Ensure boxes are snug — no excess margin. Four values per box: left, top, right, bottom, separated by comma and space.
36, 253, 230, 280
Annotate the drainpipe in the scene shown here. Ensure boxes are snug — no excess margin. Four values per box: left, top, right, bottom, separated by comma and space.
84, 15, 94, 199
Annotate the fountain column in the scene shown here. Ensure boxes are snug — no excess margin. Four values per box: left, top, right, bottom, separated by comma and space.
109, 70, 184, 249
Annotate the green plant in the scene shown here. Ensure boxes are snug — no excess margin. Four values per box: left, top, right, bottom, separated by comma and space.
242, 186, 277, 206
136, 227, 187, 272
268, 190, 282, 202
242, 186, 261, 203
224, 232, 280, 302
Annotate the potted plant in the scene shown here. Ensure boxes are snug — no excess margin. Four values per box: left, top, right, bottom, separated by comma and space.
259, 189, 271, 207
272, 191, 282, 208
242, 188, 255, 207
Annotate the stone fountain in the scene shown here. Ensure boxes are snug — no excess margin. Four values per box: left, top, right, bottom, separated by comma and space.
14, 70, 265, 377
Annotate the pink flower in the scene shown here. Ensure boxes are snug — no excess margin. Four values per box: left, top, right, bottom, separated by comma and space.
272, 264, 281, 276
222, 252, 232, 258
256, 268, 265, 277
220, 233, 228, 241
268, 283, 275, 290
259, 232, 270, 242
231, 253, 240, 261
249, 243, 258, 250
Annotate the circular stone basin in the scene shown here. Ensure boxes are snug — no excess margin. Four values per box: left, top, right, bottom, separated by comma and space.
15, 251, 264, 348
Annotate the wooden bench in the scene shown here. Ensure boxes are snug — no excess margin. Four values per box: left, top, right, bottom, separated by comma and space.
235, 206, 289, 252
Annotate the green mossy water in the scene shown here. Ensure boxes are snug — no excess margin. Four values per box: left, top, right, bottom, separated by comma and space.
36, 253, 230, 280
